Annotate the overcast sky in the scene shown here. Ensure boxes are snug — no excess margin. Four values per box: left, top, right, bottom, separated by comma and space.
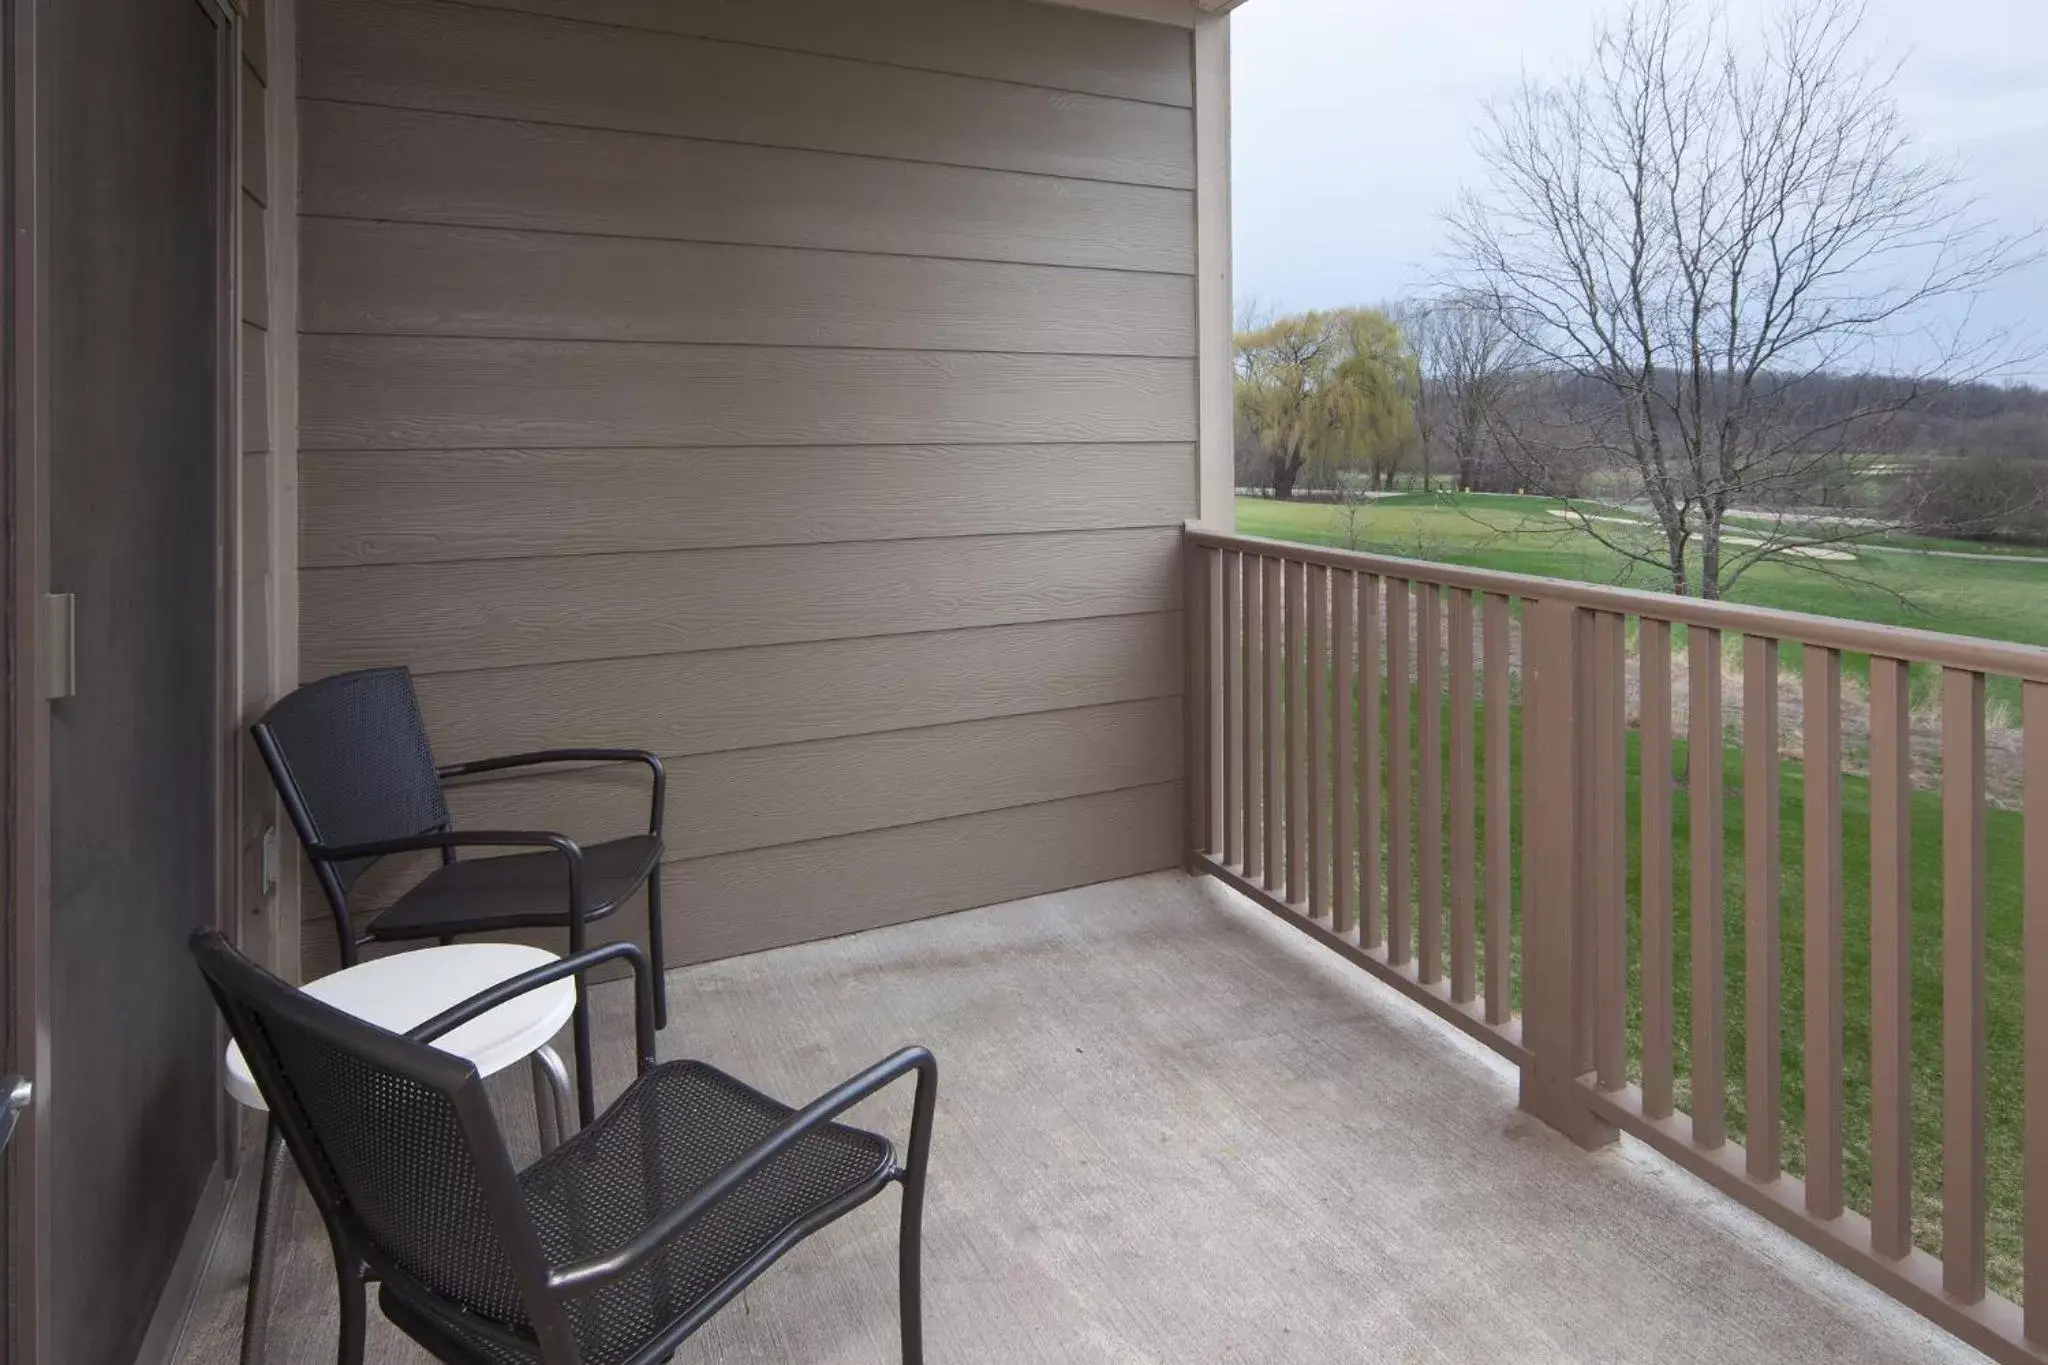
1230, 0, 2048, 381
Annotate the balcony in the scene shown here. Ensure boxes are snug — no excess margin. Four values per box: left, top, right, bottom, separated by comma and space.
173, 872, 1978, 1363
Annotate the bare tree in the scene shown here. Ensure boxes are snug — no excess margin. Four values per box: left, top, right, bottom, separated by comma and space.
1445, 0, 2038, 597
1398, 295, 1528, 493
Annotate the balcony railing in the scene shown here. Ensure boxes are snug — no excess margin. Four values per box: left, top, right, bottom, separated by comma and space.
1182, 524, 2048, 1365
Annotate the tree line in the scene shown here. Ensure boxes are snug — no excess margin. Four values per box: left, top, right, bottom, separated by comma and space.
1237, 0, 2043, 599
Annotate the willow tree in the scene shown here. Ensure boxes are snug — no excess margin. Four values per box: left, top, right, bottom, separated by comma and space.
1235, 308, 1419, 500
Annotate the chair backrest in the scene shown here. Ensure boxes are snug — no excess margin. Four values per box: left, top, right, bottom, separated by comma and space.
190, 931, 570, 1357
252, 667, 451, 901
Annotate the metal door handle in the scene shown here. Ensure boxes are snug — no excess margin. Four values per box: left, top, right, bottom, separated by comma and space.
0, 1076, 32, 1152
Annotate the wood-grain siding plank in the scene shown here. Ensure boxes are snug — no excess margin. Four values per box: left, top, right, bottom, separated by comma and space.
450, 0, 1195, 107
299, 336, 1196, 452
242, 60, 268, 204
658, 779, 1183, 965
245, 0, 269, 82
241, 324, 270, 454
301, 102, 1195, 274
410, 611, 1182, 764
302, 0, 1195, 188
241, 192, 267, 327
302, 442, 1194, 567
436, 696, 1183, 864
304, 526, 1178, 676
311, 781, 1187, 976
301, 221, 1196, 357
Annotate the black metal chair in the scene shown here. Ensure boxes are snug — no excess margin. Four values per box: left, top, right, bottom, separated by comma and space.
253, 665, 666, 1125
191, 929, 938, 1365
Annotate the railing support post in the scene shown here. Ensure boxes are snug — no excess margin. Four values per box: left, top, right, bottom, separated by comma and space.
1518, 597, 1617, 1149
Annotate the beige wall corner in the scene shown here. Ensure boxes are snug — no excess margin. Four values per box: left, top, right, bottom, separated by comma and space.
1194, 13, 1234, 529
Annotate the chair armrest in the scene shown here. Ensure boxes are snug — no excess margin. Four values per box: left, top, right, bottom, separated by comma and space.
314, 830, 587, 917
437, 749, 666, 838
545, 1046, 938, 1297
407, 942, 657, 1074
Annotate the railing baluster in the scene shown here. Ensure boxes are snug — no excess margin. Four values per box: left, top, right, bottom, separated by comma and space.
1264, 555, 1283, 892
1483, 594, 1512, 1026
1207, 549, 1226, 855
1418, 584, 1444, 984
1185, 544, 1210, 862
1691, 625, 1727, 1149
1804, 645, 1844, 1219
1308, 564, 1330, 918
1592, 611, 1627, 1092
1743, 635, 1782, 1180
1387, 578, 1413, 966
1360, 575, 1384, 949
1180, 526, 2048, 1363
1222, 552, 1243, 870
1868, 654, 1912, 1258
1286, 559, 1308, 905
1639, 618, 1674, 1117
2026, 680, 2048, 1341
1333, 571, 1358, 935
1943, 666, 1987, 1303
1244, 557, 1266, 883
1449, 589, 1477, 1005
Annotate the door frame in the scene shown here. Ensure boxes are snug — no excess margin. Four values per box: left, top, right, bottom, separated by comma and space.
5, 0, 244, 1359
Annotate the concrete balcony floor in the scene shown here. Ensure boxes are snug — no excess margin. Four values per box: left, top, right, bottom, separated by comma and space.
172, 871, 1983, 1363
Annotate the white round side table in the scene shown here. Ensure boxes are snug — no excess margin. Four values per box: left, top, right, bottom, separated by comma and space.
230, 943, 578, 1365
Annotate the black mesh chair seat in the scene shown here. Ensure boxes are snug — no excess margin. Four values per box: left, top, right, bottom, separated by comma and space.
373, 835, 664, 940
382, 1062, 898, 1365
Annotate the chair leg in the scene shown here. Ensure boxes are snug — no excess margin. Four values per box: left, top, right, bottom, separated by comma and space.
645, 875, 668, 1031
898, 1173, 927, 1365
335, 1256, 368, 1365
240, 1119, 288, 1365
571, 988, 597, 1128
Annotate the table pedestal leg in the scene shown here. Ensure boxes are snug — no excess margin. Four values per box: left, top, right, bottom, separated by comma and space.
530, 1046, 572, 1153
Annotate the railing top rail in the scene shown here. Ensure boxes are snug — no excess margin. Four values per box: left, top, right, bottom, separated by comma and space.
1186, 523, 2048, 683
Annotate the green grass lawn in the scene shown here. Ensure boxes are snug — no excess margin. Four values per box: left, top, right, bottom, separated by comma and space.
1237, 491, 2043, 1300
1237, 492, 2048, 653
1334, 689, 2028, 1297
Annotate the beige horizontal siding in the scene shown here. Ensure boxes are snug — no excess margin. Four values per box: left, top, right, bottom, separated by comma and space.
449, 0, 1194, 106
302, 443, 1195, 567
304, 527, 1180, 675
304, 0, 1194, 188
310, 781, 1186, 977
300, 221, 1196, 356
411, 613, 1183, 765
297, 0, 1196, 965
443, 696, 1180, 863
240, 194, 267, 327
301, 102, 1193, 273
242, 61, 268, 204
300, 337, 1197, 451
241, 324, 269, 454
654, 779, 1184, 964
